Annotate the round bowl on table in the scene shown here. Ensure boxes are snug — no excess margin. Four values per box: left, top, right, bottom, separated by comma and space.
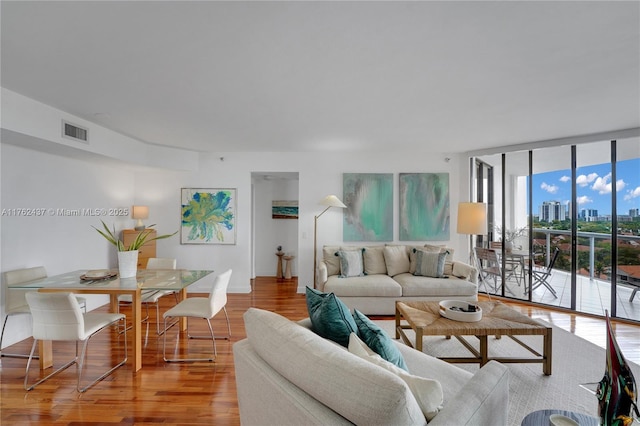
438, 300, 483, 322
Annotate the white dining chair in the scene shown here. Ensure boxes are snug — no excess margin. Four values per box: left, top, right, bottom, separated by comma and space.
162, 269, 232, 362
24, 292, 127, 392
117, 257, 178, 335
1, 266, 86, 359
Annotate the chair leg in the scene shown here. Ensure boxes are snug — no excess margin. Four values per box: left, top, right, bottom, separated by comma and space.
163, 316, 216, 362
24, 339, 77, 391
1, 314, 39, 359
630, 287, 638, 302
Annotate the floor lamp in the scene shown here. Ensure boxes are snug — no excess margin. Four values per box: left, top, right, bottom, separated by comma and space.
313, 195, 347, 288
456, 202, 488, 266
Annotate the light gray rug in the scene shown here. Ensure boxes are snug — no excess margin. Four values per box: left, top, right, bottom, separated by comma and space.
374, 320, 640, 426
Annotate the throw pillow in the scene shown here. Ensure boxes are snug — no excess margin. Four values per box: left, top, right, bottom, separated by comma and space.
362, 246, 387, 275
413, 249, 448, 278
322, 245, 341, 276
348, 333, 444, 422
383, 245, 410, 276
352, 309, 408, 371
423, 244, 455, 275
305, 287, 357, 347
336, 249, 365, 278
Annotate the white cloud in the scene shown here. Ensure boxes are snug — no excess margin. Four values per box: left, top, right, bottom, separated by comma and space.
576, 173, 598, 187
559, 175, 571, 183
576, 195, 593, 205
591, 173, 626, 194
624, 186, 640, 201
541, 182, 559, 194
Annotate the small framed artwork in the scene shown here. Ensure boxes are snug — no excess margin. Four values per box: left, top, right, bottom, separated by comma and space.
272, 200, 298, 219
181, 188, 237, 245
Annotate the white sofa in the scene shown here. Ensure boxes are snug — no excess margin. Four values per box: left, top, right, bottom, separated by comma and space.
234, 308, 509, 425
317, 244, 479, 315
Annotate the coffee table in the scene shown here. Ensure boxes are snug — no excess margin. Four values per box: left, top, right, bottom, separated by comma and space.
395, 300, 553, 375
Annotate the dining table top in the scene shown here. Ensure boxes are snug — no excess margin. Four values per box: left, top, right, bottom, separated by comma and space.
7, 269, 215, 292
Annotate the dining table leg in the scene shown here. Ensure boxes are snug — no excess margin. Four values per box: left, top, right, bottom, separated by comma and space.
131, 290, 142, 372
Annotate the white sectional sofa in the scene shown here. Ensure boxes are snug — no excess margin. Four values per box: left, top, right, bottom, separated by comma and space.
317, 244, 479, 315
234, 308, 510, 425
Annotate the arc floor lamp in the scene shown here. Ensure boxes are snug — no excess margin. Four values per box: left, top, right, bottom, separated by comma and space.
313, 195, 347, 288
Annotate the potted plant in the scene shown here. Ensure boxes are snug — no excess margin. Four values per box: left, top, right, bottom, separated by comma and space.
94, 220, 178, 278
495, 225, 528, 250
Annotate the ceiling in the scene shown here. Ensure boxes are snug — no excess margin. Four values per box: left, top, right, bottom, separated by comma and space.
2, 1, 639, 154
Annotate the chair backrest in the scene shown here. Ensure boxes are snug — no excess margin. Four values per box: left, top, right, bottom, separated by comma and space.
489, 242, 502, 250
545, 248, 561, 272
25, 292, 85, 341
208, 269, 232, 316
3, 266, 47, 311
146, 258, 177, 269
475, 247, 499, 264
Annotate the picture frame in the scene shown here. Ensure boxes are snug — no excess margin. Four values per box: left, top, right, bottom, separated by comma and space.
181, 188, 237, 245
272, 200, 298, 219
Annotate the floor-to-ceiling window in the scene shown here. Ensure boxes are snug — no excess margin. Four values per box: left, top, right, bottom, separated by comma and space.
474, 136, 640, 322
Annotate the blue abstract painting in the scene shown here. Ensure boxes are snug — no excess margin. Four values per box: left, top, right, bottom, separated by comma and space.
343, 173, 393, 241
399, 173, 450, 241
181, 188, 236, 244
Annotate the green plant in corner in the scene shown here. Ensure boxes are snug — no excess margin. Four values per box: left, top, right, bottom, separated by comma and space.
93, 220, 178, 251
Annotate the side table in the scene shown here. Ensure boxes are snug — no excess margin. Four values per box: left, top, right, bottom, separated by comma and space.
521, 409, 599, 426
276, 252, 284, 279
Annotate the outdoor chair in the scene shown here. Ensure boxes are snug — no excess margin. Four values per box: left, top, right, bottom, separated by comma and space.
475, 247, 518, 296
163, 269, 232, 362
24, 292, 127, 392
529, 247, 560, 298
1, 267, 86, 359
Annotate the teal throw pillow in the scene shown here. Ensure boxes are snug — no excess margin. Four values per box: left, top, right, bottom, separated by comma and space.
352, 309, 408, 371
305, 286, 357, 347
336, 249, 365, 278
413, 249, 448, 278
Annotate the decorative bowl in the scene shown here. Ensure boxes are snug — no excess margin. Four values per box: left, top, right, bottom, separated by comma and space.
439, 300, 482, 322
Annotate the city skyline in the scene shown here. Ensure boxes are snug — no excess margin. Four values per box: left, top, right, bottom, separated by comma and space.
530, 157, 640, 218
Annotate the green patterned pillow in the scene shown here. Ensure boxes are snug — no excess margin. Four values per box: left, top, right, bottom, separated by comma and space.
413, 249, 448, 278
352, 309, 408, 371
336, 249, 365, 278
305, 287, 357, 347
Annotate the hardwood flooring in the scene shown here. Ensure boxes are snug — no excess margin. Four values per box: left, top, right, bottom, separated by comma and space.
1, 277, 638, 425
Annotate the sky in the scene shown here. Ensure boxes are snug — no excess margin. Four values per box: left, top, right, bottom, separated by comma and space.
530, 158, 640, 217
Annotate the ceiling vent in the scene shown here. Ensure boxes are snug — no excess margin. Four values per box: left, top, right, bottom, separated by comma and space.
62, 120, 89, 143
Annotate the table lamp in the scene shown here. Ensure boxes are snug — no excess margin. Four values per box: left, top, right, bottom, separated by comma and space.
132, 205, 149, 231
313, 195, 347, 288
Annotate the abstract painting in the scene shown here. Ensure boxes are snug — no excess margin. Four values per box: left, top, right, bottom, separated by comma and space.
181, 188, 236, 244
399, 173, 450, 241
272, 200, 298, 219
343, 173, 393, 241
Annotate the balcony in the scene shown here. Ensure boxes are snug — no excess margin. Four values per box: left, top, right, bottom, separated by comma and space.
479, 229, 640, 322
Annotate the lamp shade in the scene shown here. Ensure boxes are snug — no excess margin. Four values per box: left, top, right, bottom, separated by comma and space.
457, 202, 487, 235
132, 205, 149, 220
318, 195, 347, 209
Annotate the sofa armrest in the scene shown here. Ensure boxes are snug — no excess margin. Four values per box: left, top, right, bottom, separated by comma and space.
316, 261, 328, 292
429, 360, 509, 426
452, 261, 479, 284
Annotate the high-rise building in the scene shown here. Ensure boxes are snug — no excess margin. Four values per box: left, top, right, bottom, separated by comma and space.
580, 209, 599, 222
630, 208, 639, 218
539, 201, 566, 222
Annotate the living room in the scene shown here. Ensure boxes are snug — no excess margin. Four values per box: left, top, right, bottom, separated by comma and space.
1, 1, 639, 425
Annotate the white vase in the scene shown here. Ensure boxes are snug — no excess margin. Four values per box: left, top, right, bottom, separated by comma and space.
118, 250, 139, 278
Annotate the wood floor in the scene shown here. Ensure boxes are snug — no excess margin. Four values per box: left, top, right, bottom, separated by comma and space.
1, 277, 638, 425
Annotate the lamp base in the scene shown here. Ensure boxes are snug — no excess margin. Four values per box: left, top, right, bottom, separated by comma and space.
134, 225, 146, 231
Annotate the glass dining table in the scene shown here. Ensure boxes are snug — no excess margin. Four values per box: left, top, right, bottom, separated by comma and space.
8, 269, 214, 372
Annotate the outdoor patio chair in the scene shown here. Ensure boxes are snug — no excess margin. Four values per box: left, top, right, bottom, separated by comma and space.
529, 247, 560, 298
475, 247, 518, 296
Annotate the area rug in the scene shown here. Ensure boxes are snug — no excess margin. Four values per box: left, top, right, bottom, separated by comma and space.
374, 320, 640, 426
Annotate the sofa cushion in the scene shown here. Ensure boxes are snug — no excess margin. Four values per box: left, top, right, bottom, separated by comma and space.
413, 249, 448, 278
305, 287, 358, 347
243, 308, 427, 425
393, 273, 478, 297
349, 333, 443, 421
353, 309, 408, 371
323, 245, 341, 276
383, 245, 410, 276
423, 244, 455, 275
324, 274, 402, 297
362, 246, 387, 275
337, 249, 365, 278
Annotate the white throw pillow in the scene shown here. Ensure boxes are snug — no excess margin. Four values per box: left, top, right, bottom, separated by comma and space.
348, 333, 444, 421
383, 245, 410, 276
322, 245, 341, 276
362, 246, 387, 275
337, 250, 365, 278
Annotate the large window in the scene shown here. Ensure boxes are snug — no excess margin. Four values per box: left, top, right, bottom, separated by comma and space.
474, 137, 640, 322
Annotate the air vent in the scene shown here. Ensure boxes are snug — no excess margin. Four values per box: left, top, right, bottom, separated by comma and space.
62, 120, 89, 143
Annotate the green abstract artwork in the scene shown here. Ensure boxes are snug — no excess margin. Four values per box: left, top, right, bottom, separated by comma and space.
399, 173, 449, 241
343, 173, 393, 241
181, 188, 236, 244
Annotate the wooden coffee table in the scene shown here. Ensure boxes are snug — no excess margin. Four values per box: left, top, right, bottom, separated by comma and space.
395, 300, 553, 375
